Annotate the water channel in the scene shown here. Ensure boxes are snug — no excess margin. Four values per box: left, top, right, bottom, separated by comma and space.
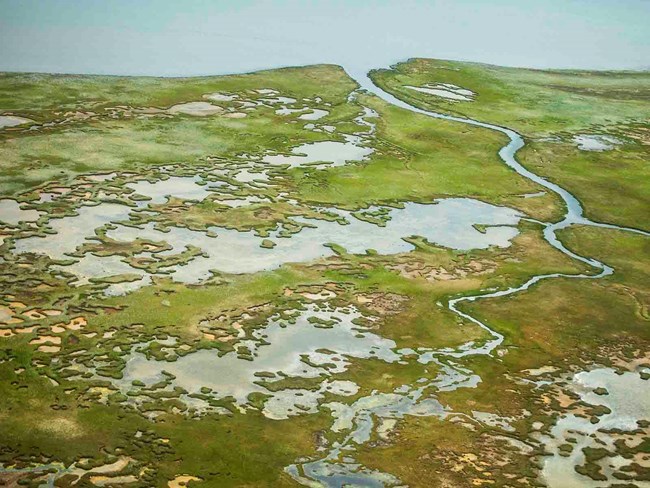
282, 67, 650, 488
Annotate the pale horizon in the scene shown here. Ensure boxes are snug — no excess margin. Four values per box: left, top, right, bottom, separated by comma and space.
1, 0, 649, 77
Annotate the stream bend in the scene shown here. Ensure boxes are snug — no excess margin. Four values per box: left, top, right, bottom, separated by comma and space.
290, 67, 649, 487
351, 68, 648, 356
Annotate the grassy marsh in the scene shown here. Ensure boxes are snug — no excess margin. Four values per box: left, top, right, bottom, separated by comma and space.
0, 61, 647, 487
370, 58, 650, 229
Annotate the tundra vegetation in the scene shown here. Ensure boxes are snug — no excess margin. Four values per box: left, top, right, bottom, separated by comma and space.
0, 61, 647, 487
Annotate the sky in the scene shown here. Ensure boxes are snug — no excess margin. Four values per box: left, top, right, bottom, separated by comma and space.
0, 0, 648, 77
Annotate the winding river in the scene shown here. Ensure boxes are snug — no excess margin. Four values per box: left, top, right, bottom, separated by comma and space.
286, 68, 650, 487
3, 65, 647, 488
352, 67, 649, 354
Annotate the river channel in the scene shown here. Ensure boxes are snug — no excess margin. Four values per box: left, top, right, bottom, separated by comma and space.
283, 67, 650, 487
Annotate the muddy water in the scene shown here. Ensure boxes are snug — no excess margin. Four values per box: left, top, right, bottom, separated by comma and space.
13, 203, 133, 259
405, 84, 475, 101
261, 135, 373, 167
52, 254, 145, 286
0, 115, 34, 129
11, 194, 522, 286
299, 109, 329, 120
573, 134, 621, 151
126, 175, 220, 203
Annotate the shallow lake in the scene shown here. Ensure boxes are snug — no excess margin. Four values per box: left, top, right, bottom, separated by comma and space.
119, 304, 399, 418
12, 197, 521, 288
104, 197, 521, 282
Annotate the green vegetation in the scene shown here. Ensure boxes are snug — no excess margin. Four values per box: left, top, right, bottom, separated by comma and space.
292, 93, 562, 221
370, 58, 650, 229
0, 61, 647, 487
464, 224, 649, 369
0, 65, 357, 194
519, 138, 649, 230
0, 65, 356, 122
0, 65, 561, 224
370, 58, 650, 136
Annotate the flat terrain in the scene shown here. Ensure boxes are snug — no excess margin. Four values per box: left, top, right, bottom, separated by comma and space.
0, 61, 648, 487
371, 58, 650, 230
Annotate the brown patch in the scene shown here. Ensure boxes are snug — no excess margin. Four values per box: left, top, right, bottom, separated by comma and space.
624, 125, 650, 146
37, 417, 83, 438
388, 259, 496, 282
168, 475, 202, 488
0, 471, 30, 488
356, 292, 408, 315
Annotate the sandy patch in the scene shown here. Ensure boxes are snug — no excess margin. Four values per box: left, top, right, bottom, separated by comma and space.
24, 310, 46, 320
66, 317, 87, 330
38, 417, 83, 438
168, 475, 202, 488
300, 290, 337, 301
89, 457, 131, 474
30, 335, 62, 345
91, 475, 138, 486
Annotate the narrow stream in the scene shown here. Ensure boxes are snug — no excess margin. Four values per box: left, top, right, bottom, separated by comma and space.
4, 66, 647, 488
351, 66, 650, 355
286, 68, 650, 487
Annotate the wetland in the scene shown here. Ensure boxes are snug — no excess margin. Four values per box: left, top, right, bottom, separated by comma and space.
0, 59, 648, 488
